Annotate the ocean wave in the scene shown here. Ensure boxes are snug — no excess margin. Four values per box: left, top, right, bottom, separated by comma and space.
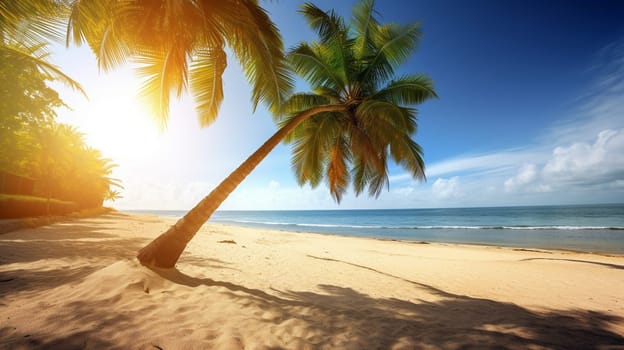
218, 219, 385, 229
406, 225, 624, 230
212, 219, 624, 231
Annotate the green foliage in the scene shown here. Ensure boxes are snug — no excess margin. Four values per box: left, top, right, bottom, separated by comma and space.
0, 15, 121, 211
0, 0, 85, 95
0, 115, 122, 209
283, 1, 437, 202
0, 48, 65, 175
33, 123, 123, 209
66, 0, 293, 126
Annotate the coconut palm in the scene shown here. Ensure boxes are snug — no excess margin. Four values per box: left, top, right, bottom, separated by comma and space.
66, 0, 292, 123
136, 0, 437, 268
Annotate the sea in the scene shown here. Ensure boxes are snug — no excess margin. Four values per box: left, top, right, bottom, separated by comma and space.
126, 204, 624, 254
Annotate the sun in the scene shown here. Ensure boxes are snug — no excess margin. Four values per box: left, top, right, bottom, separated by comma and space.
82, 88, 163, 160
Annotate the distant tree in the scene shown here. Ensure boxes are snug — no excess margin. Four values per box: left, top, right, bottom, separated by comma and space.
68, 147, 122, 208
136, 0, 436, 268
1, 0, 84, 178
105, 189, 123, 202
0, 49, 66, 175
0, 0, 121, 213
34, 124, 123, 210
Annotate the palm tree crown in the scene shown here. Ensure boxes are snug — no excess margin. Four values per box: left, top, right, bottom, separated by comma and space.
281, 0, 437, 202
67, 0, 293, 126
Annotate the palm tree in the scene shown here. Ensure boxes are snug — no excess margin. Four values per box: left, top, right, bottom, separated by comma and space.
136, 0, 437, 268
72, 147, 122, 208
66, 0, 292, 123
0, 0, 85, 94
105, 189, 123, 202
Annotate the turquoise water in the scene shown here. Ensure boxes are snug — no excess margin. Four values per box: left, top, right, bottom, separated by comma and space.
126, 204, 624, 254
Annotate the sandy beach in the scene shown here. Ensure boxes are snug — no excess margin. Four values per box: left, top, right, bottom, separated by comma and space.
1, 212, 623, 349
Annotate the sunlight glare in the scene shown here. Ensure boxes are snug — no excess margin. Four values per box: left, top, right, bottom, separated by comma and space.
82, 91, 163, 160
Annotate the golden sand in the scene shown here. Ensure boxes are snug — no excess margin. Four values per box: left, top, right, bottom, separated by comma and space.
1, 212, 623, 349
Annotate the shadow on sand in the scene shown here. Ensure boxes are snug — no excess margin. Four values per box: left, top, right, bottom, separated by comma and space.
151, 258, 624, 349
0, 214, 149, 298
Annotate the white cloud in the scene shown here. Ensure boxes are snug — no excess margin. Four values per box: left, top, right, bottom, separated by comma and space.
504, 164, 538, 193
542, 129, 624, 186
110, 180, 215, 210
432, 177, 462, 200
499, 128, 624, 198
387, 42, 624, 207
394, 186, 415, 196
424, 150, 543, 178
221, 180, 336, 210
545, 42, 624, 146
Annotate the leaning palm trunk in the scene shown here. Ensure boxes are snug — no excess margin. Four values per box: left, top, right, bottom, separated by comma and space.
137, 105, 344, 268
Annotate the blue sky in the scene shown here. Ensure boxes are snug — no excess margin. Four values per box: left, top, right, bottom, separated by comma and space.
52, 0, 624, 210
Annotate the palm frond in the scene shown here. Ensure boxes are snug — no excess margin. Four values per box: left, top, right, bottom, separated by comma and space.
1, 0, 67, 45
373, 74, 437, 105
326, 136, 351, 202
348, 114, 391, 197
280, 103, 339, 145
366, 157, 389, 197
135, 44, 189, 127
66, 0, 107, 47
361, 22, 422, 84
357, 99, 416, 133
350, 153, 388, 198
291, 114, 341, 187
299, 2, 354, 88
0, 44, 86, 96
351, 155, 367, 196
300, 3, 344, 43
223, 0, 293, 115
348, 122, 384, 173
288, 42, 343, 91
390, 135, 426, 181
357, 101, 425, 181
190, 48, 227, 127
280, 93, 331, 118
313, 86, 342, 101
351, 0, 379, 58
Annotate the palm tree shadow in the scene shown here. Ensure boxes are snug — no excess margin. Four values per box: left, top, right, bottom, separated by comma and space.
154, 265, 624, 349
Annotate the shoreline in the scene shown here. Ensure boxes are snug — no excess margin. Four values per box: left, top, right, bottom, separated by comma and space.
174, 216, 624, 257
206, 220, 624, 258
124, 205, 624, 255
1, 212, 623, 348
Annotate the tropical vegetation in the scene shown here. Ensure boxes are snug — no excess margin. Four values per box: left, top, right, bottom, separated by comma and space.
0, 0, 85, 94
0, 55, 121, 211
1, 0, 120, 216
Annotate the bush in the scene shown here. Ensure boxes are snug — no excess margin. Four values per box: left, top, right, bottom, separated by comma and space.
0, 194, 79, 219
